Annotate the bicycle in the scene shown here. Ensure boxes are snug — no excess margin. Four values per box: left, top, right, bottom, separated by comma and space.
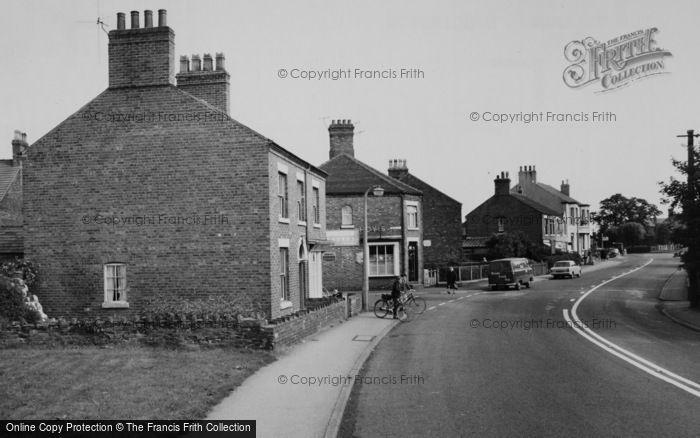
402, 290, 427, 314
373, 294, 411, 322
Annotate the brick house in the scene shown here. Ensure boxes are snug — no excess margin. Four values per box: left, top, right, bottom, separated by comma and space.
0, 131, 26, 262
386, 159, 462, 268
23, 9, 327, 319
319, 120, 424, 289
511, 165, 592, 254
463, 171, 566, 259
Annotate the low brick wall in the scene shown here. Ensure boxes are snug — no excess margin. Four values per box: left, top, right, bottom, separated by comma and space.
263, 298, 349, 348
0, 297, 350, 350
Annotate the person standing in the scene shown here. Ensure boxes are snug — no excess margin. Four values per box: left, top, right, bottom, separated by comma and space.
391, 275, 402, 319
446, 266, 458, 294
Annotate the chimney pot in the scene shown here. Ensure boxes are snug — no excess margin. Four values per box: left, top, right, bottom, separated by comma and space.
158, 9, 167, 27
203, 53, 213, 71
130, 10, 139, 29
144, 10, 153, 28
215, 53, 226, 71
179, 55, 190, 73
191, 54, 201, 71
117, 12, 126, 30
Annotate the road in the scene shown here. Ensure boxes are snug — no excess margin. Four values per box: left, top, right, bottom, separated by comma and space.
339, 254, 700, 437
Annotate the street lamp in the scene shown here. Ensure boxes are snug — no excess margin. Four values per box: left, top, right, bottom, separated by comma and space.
362, 185, 385, 312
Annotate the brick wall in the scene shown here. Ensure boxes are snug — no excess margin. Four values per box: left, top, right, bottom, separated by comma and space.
108, 27, 175, 88
324, 194, 423, 289
464, 194, 544, 243
24, 87, 275, 319
398, 174, 461, 268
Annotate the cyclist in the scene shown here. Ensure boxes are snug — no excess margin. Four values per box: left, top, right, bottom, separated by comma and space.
391, 275, 402, 319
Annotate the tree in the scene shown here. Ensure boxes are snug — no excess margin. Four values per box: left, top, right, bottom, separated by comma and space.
659, 135, 700, 308
485, 231, 550, 262
593, 194, 662, 233
618, 222, 646, 246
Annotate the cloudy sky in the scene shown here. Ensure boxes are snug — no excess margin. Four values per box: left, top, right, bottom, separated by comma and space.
1, 0, 696, 216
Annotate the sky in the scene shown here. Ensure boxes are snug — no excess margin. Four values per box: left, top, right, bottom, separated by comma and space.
1, 0, 697, 217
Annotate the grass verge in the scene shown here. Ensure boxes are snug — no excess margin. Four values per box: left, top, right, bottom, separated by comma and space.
0, 346, 274, 419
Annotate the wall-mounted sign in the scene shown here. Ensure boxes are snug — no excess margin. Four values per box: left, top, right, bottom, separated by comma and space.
423, 240, 431, 247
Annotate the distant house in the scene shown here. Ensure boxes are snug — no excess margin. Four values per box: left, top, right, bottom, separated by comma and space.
511, 166, 592, 254
319, 120, 424, 289
0, 131, 26, 262
463, 171, 566, 259
23, 9, 327, 319
386, 159, 462, 268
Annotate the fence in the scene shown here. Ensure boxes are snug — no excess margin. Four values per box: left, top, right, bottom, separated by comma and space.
428, 262, 549, 286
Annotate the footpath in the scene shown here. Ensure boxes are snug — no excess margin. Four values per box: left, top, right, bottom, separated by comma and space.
658, 265, 700, 332
205, 309, 397, 438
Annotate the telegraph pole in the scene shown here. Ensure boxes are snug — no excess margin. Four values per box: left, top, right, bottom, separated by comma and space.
676, 130, 699, 307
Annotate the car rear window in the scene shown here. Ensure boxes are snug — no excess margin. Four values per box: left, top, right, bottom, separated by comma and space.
489, 261, 511, 272
553, 261, 571, 267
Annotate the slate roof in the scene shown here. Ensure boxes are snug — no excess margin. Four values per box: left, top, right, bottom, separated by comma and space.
319, 154, 422, 196
0, 160, 19, 201
511, 182, 586, 212
394, 172, 461, 205
511, 193, 562, 216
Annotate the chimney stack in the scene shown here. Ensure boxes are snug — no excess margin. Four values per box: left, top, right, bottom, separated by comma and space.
328, 119, 355, 159
388, 159, 409, 179
176, 52, 230, 115
12, 130, 28, 167
494, 171, 511, 196
561, 179, 570, 196
108, 9, 175, 88
517, 165, 537, 192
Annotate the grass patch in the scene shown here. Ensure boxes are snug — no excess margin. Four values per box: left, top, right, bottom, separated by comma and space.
0, 346, 274, 419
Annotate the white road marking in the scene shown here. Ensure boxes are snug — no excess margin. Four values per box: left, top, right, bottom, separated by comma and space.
457, 296, 465, 300
566, 258, 700, 398
438, 302, 446, 306
569, 298, 576, 302
448, 299, 456, 303
427, 306, 436, 311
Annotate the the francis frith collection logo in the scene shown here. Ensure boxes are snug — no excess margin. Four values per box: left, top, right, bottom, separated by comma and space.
563, 28, 672, 92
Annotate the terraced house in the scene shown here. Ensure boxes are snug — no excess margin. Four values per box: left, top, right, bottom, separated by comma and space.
23, 9, 327, 319
320, 120, 424, 290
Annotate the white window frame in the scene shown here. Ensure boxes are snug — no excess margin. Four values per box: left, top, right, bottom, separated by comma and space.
406, 204, 418, 230
297, 178, 307, 224
368, 242, 400, 277
341, 205, 353, 228
278, 171, 289, 222
312, 186, 321, 226
102, 263, 128, 308
280, 247, 291, 307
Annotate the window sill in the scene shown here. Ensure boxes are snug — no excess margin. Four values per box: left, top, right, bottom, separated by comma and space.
102, 301, 129, 309
279, 218, 290, 224
407, 227, 420, 231
298, 221, 307, 226
280, 300, 293, 310
313, 223, 321, 228
340, 225, 355, 229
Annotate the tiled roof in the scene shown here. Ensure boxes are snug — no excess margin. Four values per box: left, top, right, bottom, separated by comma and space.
0, 160, 19, 202
319, 154, 422, 196
396, 172, 461, 205
0, 225, 23, 253
511, 193, 562, 216
511, 182, 584, 209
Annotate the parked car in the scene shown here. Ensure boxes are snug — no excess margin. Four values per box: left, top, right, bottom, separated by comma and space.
488, 258, 534, 290
550, 260, 582, 279
608, 248, 620, 258
674, 248, 688, 257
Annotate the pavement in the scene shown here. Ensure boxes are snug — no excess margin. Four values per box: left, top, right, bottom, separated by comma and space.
205, 305, 398, 438
658, 262, 700, 332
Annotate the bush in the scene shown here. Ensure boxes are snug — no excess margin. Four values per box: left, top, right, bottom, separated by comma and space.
0, 276, 43, 323
140, 293, 266, 322
0, 258, 39, 286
